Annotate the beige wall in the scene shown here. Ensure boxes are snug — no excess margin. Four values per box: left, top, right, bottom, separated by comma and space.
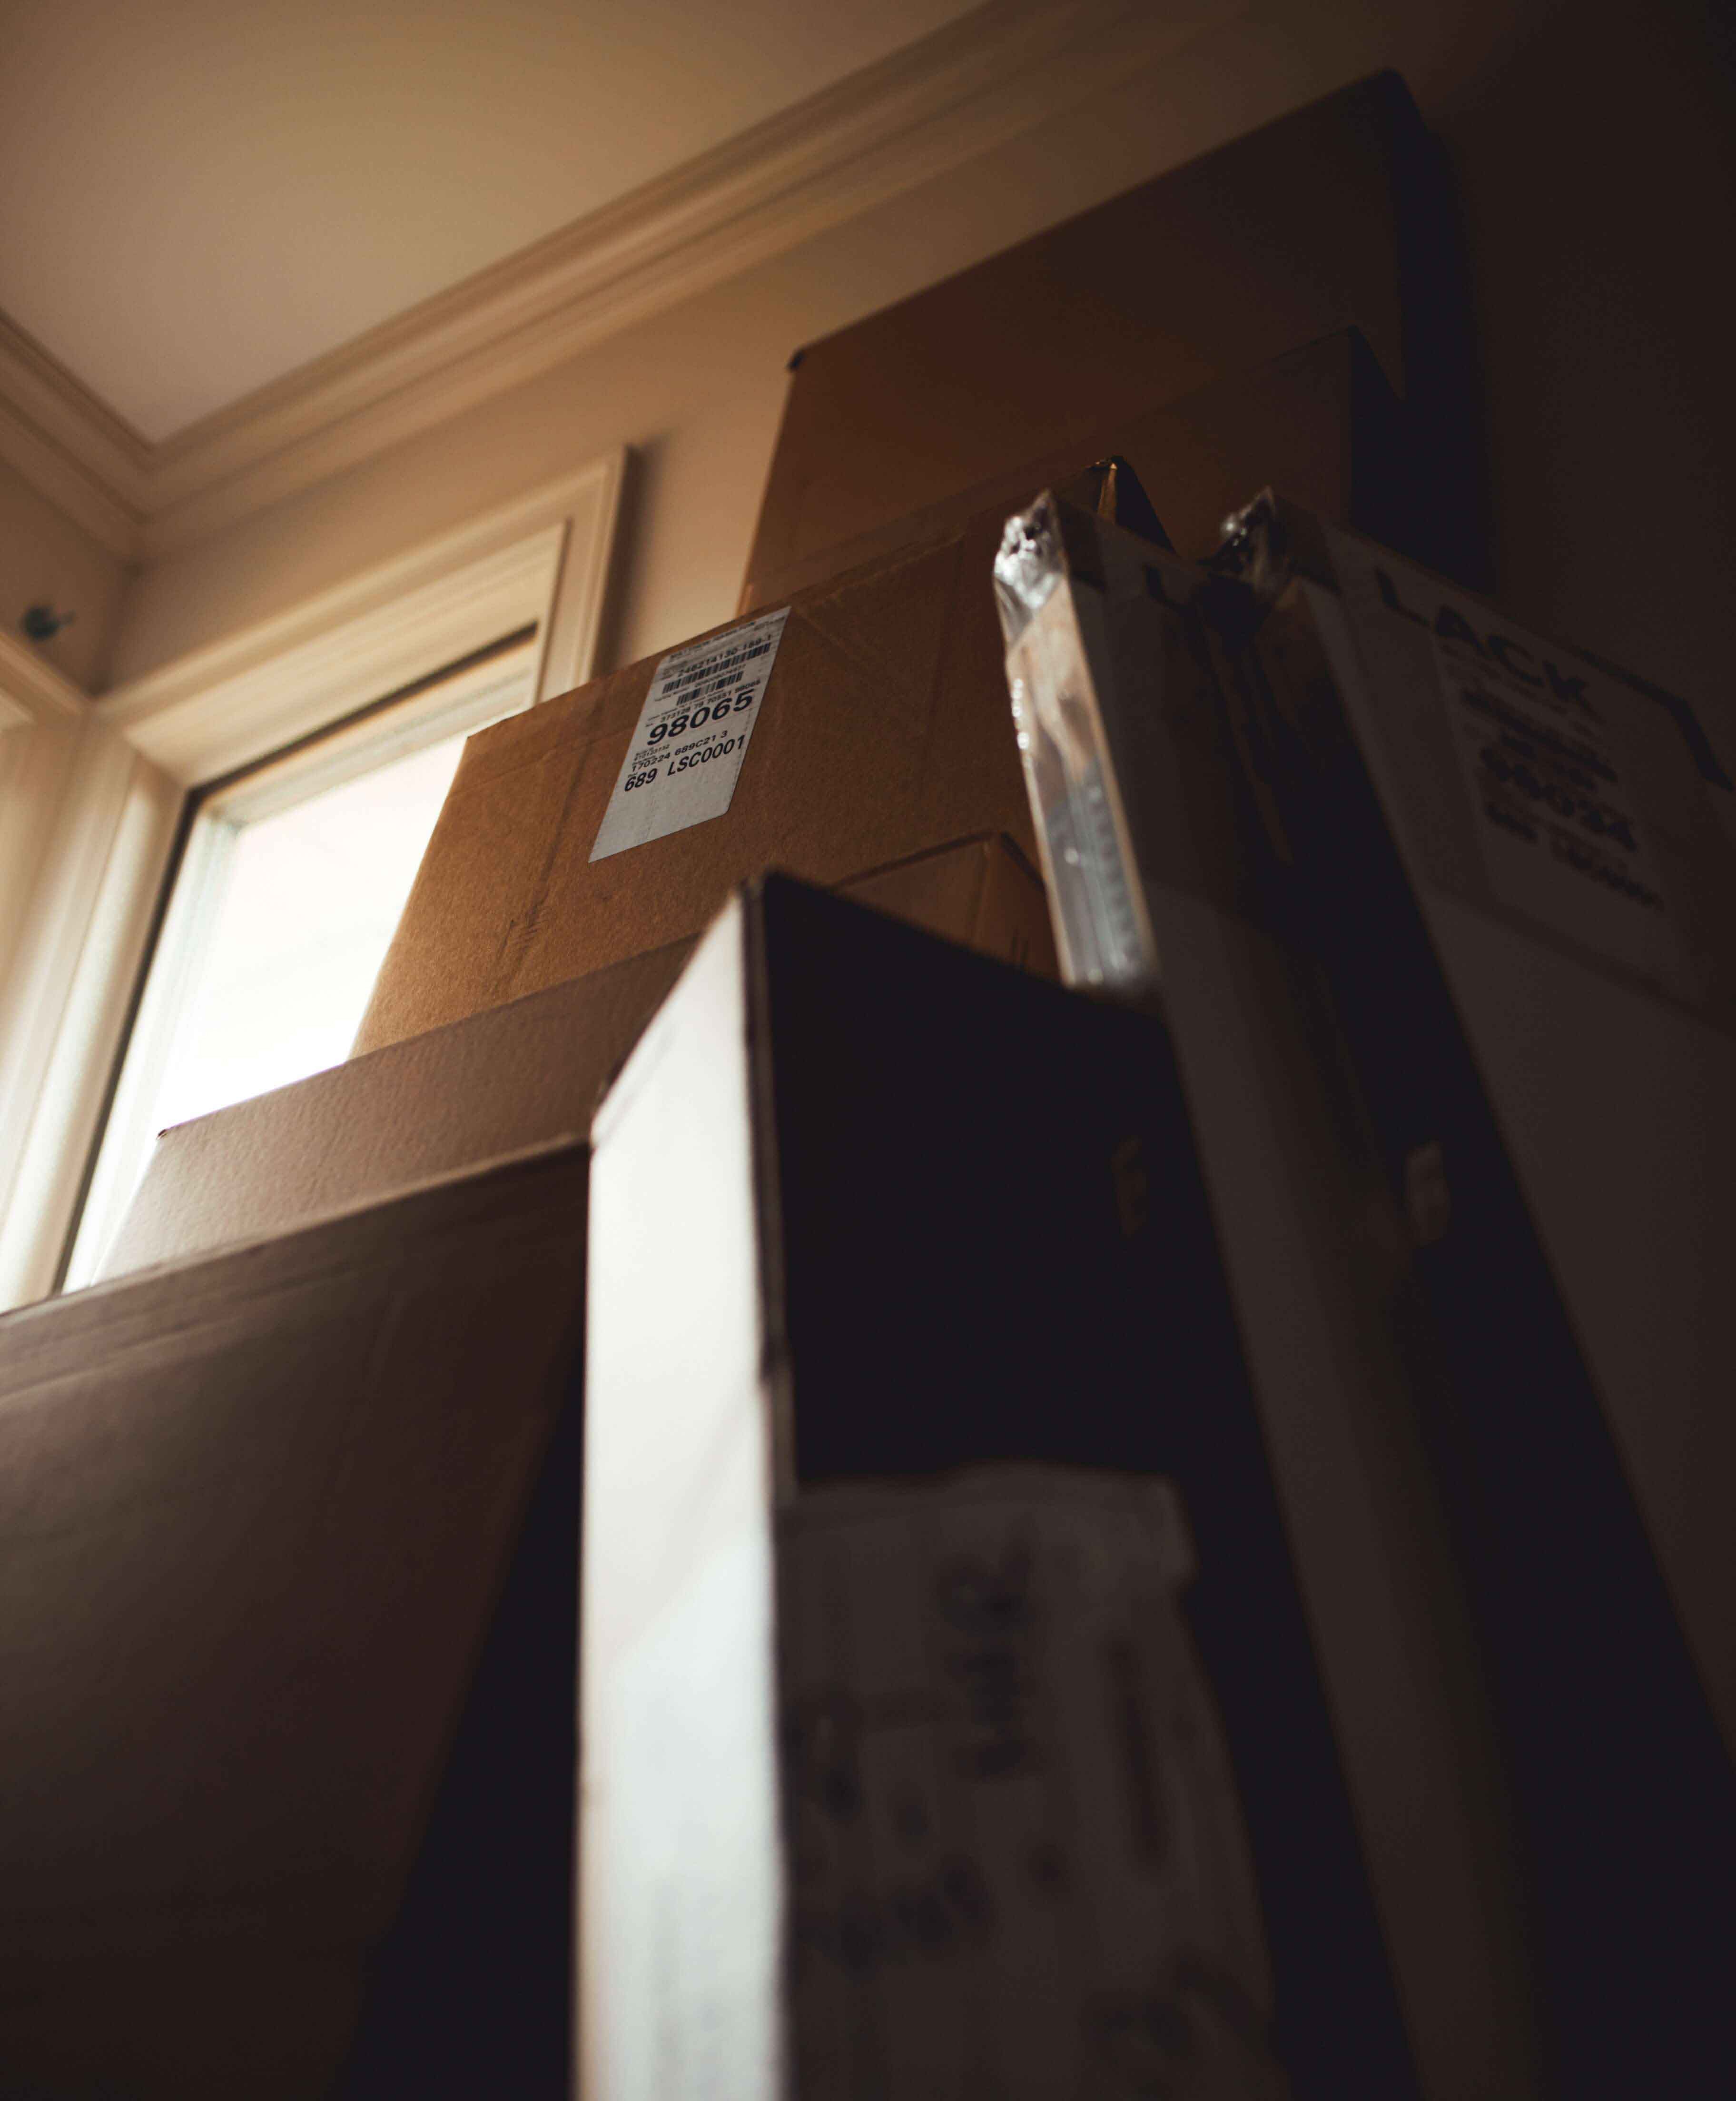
0, 452, 130, 692
10, 1, 1729, 767
1435, 0, 1735, 748
97, 1, 1537, 685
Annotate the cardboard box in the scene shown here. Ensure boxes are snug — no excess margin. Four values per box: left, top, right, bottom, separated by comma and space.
743, 330, 1441, 612
1000, 486, 1736, 2097
0, 1142, 590, 2098
352, 476, 1046, 1053
743, 74, 1480, 603
837, 828, 1055, 980
103, 942, 681, 1280
106, 831, 1054, 1279
582, 876, 1418, 2101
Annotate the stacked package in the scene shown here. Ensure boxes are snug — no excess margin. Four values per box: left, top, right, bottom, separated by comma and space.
996, 481, 1736, 2098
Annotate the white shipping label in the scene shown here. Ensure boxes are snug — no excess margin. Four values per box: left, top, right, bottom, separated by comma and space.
1325, 533, 1687, 991
778, 1467, 1289, 2101
1429, 626, 1676, 983
590, 606, 790, 862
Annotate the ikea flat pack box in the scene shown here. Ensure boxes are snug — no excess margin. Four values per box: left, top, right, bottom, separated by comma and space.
582, 875, 1420, 2101
353, 497, 1049, 1054
995, 491, 1538, 2101
997, 486, 1735, 2099
0, 1141, 591, 2099
106, 833, 1052, 1281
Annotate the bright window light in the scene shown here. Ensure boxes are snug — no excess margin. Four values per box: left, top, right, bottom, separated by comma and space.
150, 732, 466, 1131
63, 638, 537, 1290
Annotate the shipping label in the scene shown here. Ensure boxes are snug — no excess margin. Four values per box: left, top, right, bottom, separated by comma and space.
1327, 535, 1685, 989
1430, 621, 1674, 982
777, 1467, 1289, 2100
590, 606, 790, 862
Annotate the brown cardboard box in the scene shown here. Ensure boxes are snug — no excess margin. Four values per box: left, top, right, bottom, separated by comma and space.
743, 74, 1480, 601
107, 833, 1053, 1278
352, 498, 1045, 1052
838, 829, 1055, 980
0, 1141, 590, 2098
101, 948, 681, 1280
742, 330, 1429, 612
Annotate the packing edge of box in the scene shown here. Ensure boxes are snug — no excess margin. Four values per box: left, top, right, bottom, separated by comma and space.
0, 1134, 593, 2098
350, 806, 1053, 1062
104, 833, 1052, 1282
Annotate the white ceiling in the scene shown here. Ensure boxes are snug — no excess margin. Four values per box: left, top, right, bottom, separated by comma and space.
0, 0, 979, 440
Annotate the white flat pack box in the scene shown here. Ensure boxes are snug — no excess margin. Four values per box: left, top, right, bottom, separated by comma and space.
581, 876, 1422, 2101
996, 484, 1735, 2099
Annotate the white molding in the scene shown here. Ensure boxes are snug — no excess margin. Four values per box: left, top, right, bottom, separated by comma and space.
535, 447, 627, 700
98, 450, 623, 783
0, 624, 92, 727
0, 711, 85, 1018
0, 0, 1228, 563
0, 722, 171, 1311
210, 644, 537, 827
103, 529, 562, 785
0, 313, 149, 560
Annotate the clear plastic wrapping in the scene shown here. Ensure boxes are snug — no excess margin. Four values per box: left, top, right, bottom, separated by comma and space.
994, 494, 1161, 993
994, 486, 1235, 999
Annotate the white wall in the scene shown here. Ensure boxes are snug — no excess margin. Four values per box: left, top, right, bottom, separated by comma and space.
1435, 0, 1734, 739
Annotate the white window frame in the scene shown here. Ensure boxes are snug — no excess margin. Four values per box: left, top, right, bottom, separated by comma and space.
0, 449, 624, 1310
63, 636, 542, 1293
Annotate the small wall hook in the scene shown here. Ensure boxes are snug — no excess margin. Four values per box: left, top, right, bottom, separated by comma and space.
21, 604, 76, 642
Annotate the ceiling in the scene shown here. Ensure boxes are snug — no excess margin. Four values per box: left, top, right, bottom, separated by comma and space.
0, 0, 980, 440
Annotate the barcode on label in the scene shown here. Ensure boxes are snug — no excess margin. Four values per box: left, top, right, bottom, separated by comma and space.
590, 607, 790, 863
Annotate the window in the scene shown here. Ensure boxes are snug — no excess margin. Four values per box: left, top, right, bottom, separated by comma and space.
0, 453, 623, 1311
60, 634, 539, 1289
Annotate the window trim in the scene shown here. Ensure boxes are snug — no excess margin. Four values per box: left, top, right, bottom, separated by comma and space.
0, 449, 624, 1309
61, 636, 543, 1293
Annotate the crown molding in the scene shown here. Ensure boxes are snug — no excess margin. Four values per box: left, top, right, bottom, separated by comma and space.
0, 317, 148, 561
0, 0, 1230, 568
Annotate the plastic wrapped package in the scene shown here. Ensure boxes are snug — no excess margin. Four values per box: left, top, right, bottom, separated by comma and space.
996, 485, 1545, 2101
996, 478, 1736, 2098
